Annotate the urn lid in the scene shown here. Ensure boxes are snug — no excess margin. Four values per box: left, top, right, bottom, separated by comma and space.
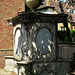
25, 0, 42, 10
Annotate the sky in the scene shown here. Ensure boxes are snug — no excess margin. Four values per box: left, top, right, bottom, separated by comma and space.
60, 0, 68, 2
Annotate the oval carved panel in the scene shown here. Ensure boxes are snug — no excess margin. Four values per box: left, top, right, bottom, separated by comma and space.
36, 28, 52, 55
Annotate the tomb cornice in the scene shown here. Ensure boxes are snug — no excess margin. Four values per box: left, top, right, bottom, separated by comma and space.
7, 12, 68, 26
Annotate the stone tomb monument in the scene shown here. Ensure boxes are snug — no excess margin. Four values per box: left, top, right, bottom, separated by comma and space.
5, 0, 70, 75
5, 13, 70, 75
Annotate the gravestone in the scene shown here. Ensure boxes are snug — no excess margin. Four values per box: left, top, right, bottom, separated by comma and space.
12, 13, 57, 61
6, 12, 70, 75
5, 0, 70, 75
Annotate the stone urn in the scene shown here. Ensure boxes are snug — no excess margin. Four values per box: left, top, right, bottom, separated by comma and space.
25, 0, 42, 10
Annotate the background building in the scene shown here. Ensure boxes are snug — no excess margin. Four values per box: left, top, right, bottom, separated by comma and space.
0, 0, 25, 68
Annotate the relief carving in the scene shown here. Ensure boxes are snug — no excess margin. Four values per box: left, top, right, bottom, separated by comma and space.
35, 63, 53, 74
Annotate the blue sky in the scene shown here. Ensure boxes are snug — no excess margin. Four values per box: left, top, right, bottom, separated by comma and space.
60, 0, 68, 2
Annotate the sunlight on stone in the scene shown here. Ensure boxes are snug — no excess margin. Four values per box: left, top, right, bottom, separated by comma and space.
16, 53, 22, 60
14, 29, 21, 51
66, 74, 69, 75
25, 52, 27, 54
41, 41, 44, 44
43, 46, 45, 49
32, 42, 36, 48
34, 27, 36, 30
34, 69, 36, 74
37, 55, 40, 58
30, 30, 32, 33
19, 66, 25, 75
51, 42, 54, 45
23, 54, 29, 61
43, 55, 46, 58
17, 55, 20, 58
36, 23, 40, 26
47, 53, 49, 56
22, 66, 25, 72
32, 26, 34, 29
45, 63, 47, 65
34, 34, 36, 37
23, 42, 26, 45
28, 50, 31, 57
24, 47, 26, 49
50, 73, 53, 75
48, 39, 51, 44
32, 42, 37, 51
51, 42, 54, 47
48, 45, 51, 52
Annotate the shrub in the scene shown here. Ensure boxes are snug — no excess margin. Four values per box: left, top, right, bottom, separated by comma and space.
58, 30, 75, 42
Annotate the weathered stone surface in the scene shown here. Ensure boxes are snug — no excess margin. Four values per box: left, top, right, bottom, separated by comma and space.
12, 15, 57, 61
5, 56, 15, 71
5, 56, 32, 75
31, 23, 56, 61
58, 43, 75, 60
17, 61, 32, 75
32, 61, 70, 75
14, 25, 22, 60
36, 28, 52, 55
8, 12, 68, 26
6, 13, 70, 75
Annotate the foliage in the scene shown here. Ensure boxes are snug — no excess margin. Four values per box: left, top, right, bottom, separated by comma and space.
70, 30, 75, 42
58, 30, 75, 42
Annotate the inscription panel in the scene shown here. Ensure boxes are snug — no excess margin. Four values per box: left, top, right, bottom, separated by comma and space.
36, 28, 52, 55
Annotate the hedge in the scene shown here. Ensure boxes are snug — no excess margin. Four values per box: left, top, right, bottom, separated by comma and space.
58, 30, 75, 42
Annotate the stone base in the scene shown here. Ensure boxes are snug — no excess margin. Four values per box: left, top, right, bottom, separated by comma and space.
5, 56, 19, 74
5, 56, 70, 75
32, 60, 70, 75
17, 61, 32, 75
5, 56, 32, 75
5, 56, 15, 71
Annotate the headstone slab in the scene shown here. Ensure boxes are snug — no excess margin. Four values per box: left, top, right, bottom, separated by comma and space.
12, 13, 58, 61
7, 12, 70, 75
8, 12, 68, 61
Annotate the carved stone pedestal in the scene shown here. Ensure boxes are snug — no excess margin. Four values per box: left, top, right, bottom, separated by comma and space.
6, 12, 70, 75
5, 56, 32, 75
17, 61, 32, 75
32, 60, 70, 75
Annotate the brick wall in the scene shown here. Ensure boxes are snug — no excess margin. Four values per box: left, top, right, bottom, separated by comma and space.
0, 50, 13, 68
0, 0, 25, 68
0, 0, 25, 50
